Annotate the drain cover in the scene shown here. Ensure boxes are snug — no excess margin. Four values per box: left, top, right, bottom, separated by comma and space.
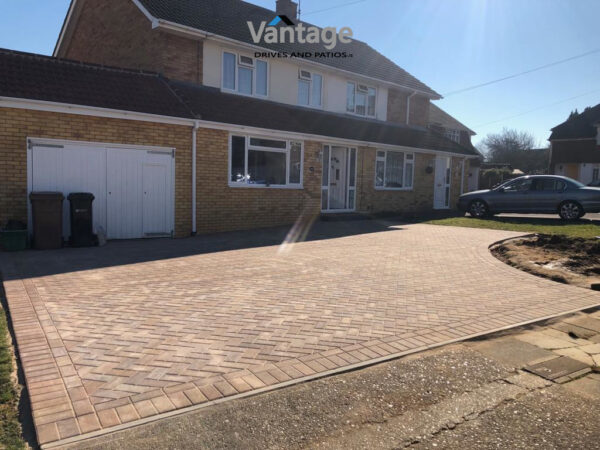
524, 356, 591, 383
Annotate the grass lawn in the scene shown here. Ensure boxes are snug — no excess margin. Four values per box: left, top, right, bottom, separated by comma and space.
0, 295, 25, 449
425, 216, 600, 239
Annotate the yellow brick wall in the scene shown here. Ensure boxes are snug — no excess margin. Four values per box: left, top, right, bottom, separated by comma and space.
356, 147, 436, 214
0, 106, 469, 240
195, 129, 322, 234
356, 148, 467, 214
0, 107, 192, 237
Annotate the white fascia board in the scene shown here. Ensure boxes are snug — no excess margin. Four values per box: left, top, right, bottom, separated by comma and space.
152, 19, 441, 99
1, 96, 475, 158
53, 0, 78, 57
131, 0, 157, 24
0, 97, 194, 126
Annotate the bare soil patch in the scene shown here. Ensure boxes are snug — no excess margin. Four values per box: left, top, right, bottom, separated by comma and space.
492, 234, 600, 289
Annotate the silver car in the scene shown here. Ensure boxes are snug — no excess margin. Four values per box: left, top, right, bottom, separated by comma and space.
458, 175, 600, 220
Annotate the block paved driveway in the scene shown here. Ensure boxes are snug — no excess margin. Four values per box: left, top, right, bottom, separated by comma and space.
1, 220, 599, 446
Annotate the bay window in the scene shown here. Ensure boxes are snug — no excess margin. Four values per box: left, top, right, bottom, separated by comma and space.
222, 52, 268, 97
346, 82, 376, 117
375, 150, 414, 189
230, 135, 303, 187
298, 70, 322, 107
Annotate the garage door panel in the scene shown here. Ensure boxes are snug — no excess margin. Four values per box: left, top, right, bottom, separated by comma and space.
31, 146, 62, 192
61, 145, 107, 238
143, 152, 172, 236
107, 149, 144, 240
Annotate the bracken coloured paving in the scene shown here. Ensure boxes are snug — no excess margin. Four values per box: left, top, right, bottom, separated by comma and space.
1, 222, 599, 446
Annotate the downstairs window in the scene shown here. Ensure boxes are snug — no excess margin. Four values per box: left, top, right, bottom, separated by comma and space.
375, 150, 414, 189
230, 135, 303, 187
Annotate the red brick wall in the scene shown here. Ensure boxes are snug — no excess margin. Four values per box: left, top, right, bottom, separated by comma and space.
59, 0, 202, 84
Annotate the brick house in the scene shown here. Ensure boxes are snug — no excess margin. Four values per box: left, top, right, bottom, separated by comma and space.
549, 104, 600, 185
0, 0, 479, 240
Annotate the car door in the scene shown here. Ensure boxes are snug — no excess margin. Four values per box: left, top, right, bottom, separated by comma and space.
494, 178, 534, 212
529, 177, 568, 212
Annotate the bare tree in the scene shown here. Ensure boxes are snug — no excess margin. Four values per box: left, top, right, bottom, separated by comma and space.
481, 128, 548, 174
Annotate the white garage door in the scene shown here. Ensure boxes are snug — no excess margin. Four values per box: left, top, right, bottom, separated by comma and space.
29, 140, 174, 240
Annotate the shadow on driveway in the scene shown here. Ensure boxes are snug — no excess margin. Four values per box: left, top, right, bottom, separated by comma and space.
0, 217, 406, 281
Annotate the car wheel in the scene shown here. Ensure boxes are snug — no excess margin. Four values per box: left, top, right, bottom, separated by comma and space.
558, 201, 584, 220
469, 200, 489, 219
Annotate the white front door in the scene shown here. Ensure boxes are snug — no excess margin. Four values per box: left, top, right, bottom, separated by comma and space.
329, 146, 348, 209
321, 145, 357, 211
434, 156, 451, 209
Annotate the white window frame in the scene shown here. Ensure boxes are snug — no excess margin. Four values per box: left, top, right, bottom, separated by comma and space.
297, 69, 323, 109
444, 129, 461, 143
221, 50, 269, 98
346, 81, 377, 117
374, 149, 415, 191
228, 134, 304, 189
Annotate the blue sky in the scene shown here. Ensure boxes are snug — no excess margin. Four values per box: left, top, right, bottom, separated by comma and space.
1, 0, 599, 148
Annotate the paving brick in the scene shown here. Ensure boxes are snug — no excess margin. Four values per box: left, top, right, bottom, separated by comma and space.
97, 409, 121, 428
150, 395, 176, 413
116, 404, 139, 423
183, 388, 208, 405
56, 418, 80, 439
133, 400, 158, 418
167, 391, 192, 408
36, 423, 59, 445
77, 413, 102, 434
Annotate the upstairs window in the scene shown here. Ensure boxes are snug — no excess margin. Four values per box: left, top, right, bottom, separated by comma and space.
230, 135, 303, 188
375, 150, 414, 189
444, 129, 461, 143
222, 52, 268, 97
297, 70, 322, 107
346, 82, 376, 117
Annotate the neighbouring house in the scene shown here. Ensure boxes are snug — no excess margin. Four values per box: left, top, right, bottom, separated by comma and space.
549, 104, 600, 185
0, 0, 480, 241
428, 104, 481, 191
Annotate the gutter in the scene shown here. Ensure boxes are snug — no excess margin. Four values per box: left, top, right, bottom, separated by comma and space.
192, 120, 199, 235
461, 157, 466, 194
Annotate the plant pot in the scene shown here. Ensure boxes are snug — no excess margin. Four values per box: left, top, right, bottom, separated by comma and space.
0, 229, 28, 251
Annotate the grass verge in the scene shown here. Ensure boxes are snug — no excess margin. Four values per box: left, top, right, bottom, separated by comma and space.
425, 216, 600, 239
0, 289, 25, 449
